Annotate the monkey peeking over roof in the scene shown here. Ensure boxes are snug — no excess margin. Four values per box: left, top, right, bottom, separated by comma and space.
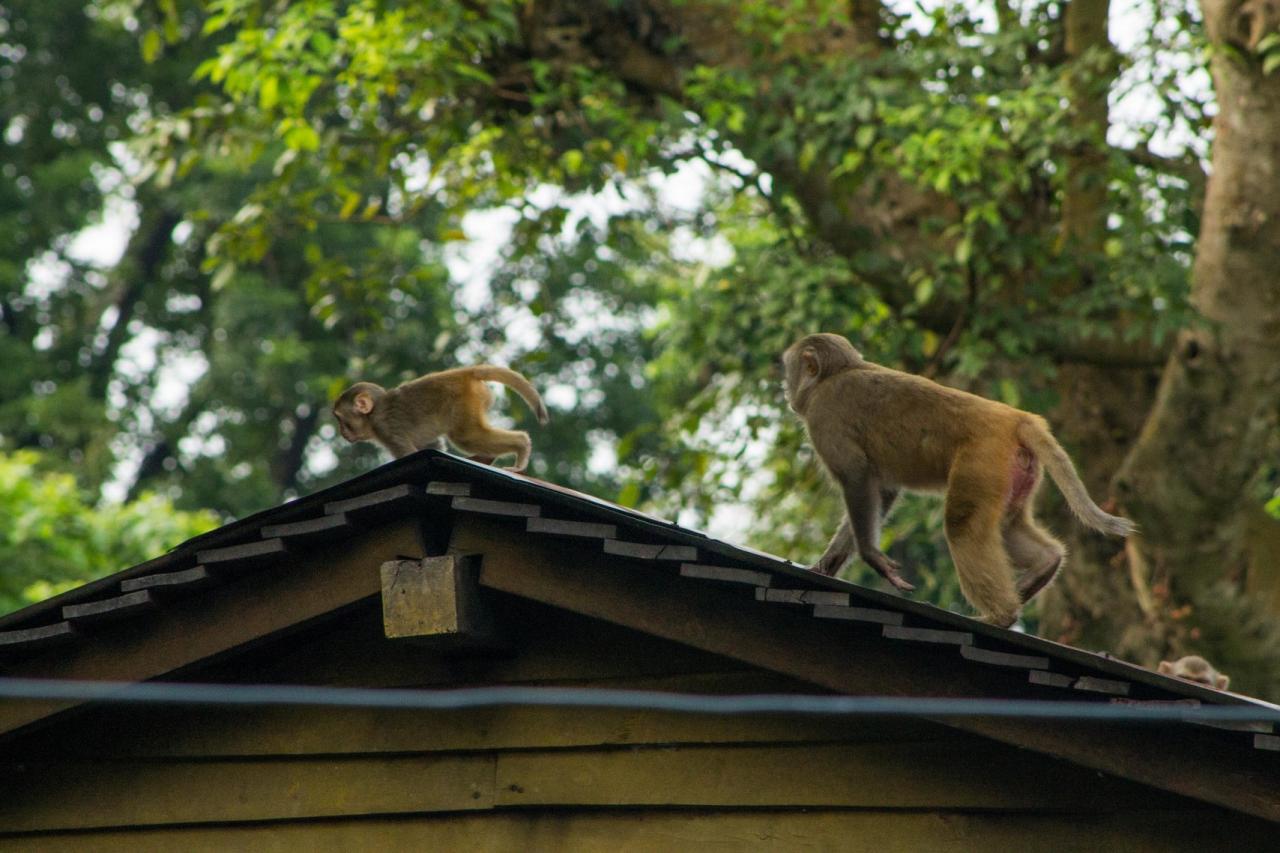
1158, 655, 1230, 691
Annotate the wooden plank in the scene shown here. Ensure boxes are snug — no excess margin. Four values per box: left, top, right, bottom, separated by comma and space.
451, 496, 541, 518
0, 520, 427, 740
493, 741, 1195, 811
453, 515, 1280, 823
812, 604, 904, 626
2, 808, 1273, 853
62, 591, 156, 624
0, 622, 78, 650
680, 563, 772, 587
0, 754, 494, 832
960, 645, 1051, 670
1073, 676, 1131, 697
121, 567, 213, 595
527, 517, 618, 539
425, 481, 470, 496
259, 513, 355, 544
195, 538, 288, 570
10, 671, 946, 759
603, 540, 698, 561
323, 484, 427, 518
882, 624, 973, 646
1029, 670, 1075, 689
756, 588, 851, 607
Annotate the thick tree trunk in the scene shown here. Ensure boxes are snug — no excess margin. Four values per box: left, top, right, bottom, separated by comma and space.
1109, 0, 1280, 692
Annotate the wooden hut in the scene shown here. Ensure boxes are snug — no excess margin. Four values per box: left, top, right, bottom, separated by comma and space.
0, 450, 1276, 850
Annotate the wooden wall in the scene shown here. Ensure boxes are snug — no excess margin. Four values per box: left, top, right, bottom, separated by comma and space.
0, 596, 1271, 850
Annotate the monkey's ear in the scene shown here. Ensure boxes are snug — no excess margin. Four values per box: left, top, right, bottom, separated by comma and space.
353, 392, 375, 415
802, 348, 819, 376
1157, 661, 1174, 675
1215, 674, 1230, 690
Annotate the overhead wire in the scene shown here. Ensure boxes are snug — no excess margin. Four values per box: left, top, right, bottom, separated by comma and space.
0, 678, 1276, 724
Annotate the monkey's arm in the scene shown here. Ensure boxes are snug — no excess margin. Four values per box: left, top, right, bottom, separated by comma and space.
840, 474, 915, 592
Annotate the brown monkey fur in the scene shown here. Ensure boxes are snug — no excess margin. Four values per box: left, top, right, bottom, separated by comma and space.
333, 365, 549, 471
1158, 655, 1230, 691
783, 333, 1135, 627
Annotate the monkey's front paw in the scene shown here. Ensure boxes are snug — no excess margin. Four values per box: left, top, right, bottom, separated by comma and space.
503, 464, 527, 473
866, 552, 914, 592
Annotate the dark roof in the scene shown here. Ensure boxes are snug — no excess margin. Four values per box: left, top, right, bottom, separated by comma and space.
1, 449, 1278, 818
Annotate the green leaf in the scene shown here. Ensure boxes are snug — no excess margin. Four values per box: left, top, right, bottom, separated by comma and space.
142, 30, 163, 63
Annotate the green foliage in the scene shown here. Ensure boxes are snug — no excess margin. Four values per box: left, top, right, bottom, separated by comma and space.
0, 451, 218, 614
0, 0, 1236, 632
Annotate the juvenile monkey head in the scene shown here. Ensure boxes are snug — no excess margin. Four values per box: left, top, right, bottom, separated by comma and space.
332, 381, 386, 443
1157, 654, 1230, 691
782, 333, 865, 413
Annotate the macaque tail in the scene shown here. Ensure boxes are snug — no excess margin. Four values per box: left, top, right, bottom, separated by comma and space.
472, 366, 550, 425
1016, 418, 1136, 537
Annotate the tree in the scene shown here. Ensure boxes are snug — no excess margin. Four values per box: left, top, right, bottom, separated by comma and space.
4, 1, 1278, 693
0, 451, 217, 614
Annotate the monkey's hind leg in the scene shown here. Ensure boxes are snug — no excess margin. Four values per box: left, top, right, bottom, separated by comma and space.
1004, 508, 1066, 604
450, 423, 533, 472
944, 461, 1022, 628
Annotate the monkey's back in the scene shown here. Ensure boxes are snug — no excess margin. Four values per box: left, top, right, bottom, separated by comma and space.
810, 363, 1025, 490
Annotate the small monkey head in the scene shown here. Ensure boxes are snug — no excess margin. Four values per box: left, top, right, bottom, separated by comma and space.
332, 381, 385, 443
782, 333, 864, 413
1157, 654, 1230, 691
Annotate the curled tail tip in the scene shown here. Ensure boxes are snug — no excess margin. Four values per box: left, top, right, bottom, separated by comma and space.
537, 407, 550, 425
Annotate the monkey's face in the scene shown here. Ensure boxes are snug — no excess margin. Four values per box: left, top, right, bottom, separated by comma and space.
333, 397, 374, 443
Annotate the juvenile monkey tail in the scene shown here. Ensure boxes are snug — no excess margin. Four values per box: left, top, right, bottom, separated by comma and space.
471, 366, 550, 424
1016, 417, 1136, 537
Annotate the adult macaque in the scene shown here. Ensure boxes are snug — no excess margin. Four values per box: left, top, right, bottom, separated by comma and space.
783, 333, 1135, 627
333, 365, 549, 471
1158, 655, 1230, 690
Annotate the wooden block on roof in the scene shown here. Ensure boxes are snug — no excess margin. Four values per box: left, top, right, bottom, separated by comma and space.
882, 624, 973, 646
380, 555, 504, 650
680, 564, 773, 588
121, 566, 213, 595
960, 644, 1051, 670
1072, 675, 1131, 697
1029, 670, 1075, 689
812, 604, 903, 626
756, 588, 851, 607
603, 540, 698, 562
527, 517, 618, 539
0, 621, 78, 650
196, 538, 287, 570
425, 481, 471, 496
451, 496, 541, 518
324, 484, 433, 519
1254, 734, 1280, 751
62, 590, 156, 624
260, 513, 355, 544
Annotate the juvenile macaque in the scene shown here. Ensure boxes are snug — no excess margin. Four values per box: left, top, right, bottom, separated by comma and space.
333, 365, 549, 471
1158, 655, 1230, 690
783, 333, 1135, 627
